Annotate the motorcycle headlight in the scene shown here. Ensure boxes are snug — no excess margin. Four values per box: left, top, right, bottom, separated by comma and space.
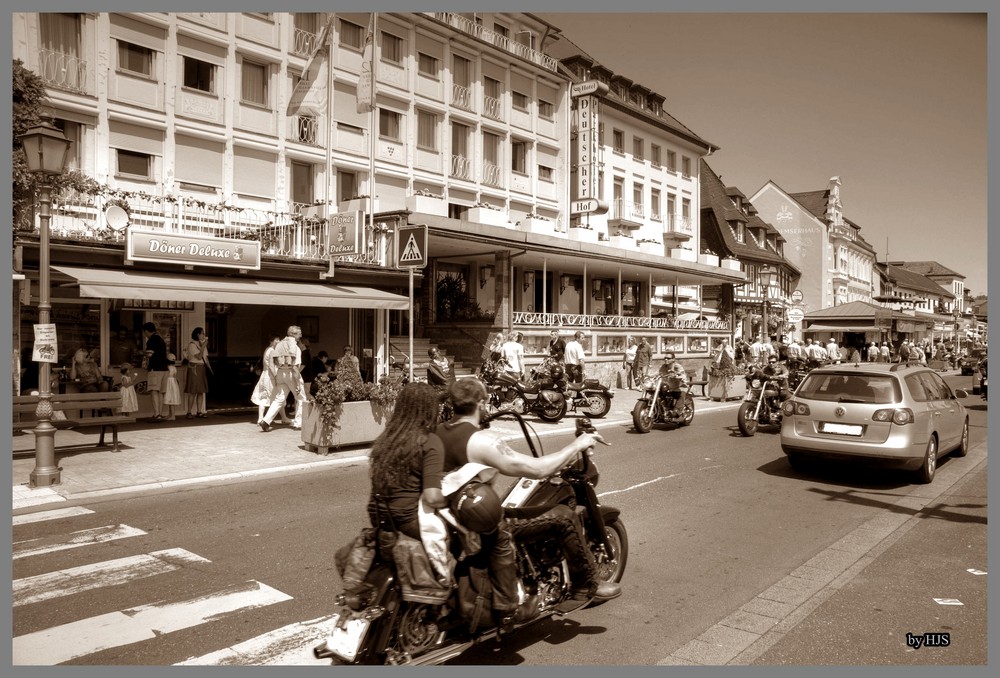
751, 379, 762, 388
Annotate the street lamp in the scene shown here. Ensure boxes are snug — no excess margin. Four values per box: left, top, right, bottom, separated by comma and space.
20, 119, 72, 487
758, 263, 779, 342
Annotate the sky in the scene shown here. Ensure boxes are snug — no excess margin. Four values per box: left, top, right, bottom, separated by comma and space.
536, 12, 989, 296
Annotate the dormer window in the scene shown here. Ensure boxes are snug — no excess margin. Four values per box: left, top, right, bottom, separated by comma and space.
731, 222, 744, 243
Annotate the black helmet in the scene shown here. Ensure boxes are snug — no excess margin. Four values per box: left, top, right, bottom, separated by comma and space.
451, 481, 503, 533
549, 363, 565, 380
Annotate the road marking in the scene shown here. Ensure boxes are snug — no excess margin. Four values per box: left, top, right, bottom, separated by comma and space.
13, 548, 211, 608
176, 614, 337, 665
13, 506, 94, 526
12, 580, 292, 665
933, 598, 964, 605
13, 524, 146, 560
966, 568, 987, 575
598, 466, 723, 498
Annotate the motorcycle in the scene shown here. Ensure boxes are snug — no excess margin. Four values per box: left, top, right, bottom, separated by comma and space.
479, 358, 567, 422
785, 357, 811, 392
631, 373, 695, 432
737, 367, 785, 436
313, 414, 628, 665
532, 357, 614, 419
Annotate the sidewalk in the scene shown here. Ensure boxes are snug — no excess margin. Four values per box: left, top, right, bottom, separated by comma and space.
12, 388, 741, 512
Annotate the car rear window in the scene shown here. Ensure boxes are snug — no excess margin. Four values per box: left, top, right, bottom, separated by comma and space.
796, 373, 899, 404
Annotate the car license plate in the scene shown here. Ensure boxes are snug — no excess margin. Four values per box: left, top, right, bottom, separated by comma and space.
327, 613, 370, 661
820, 422, 863, 436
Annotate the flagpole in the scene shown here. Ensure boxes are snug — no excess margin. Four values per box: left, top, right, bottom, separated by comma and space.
325, 13, 334, 258
369, 12, 378, 249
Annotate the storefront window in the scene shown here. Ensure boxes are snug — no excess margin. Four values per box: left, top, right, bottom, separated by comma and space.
661, 336, 684, 353
687, 336, 709, 353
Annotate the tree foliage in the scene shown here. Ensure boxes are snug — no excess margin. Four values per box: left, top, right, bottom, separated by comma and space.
12, 59, 52, 228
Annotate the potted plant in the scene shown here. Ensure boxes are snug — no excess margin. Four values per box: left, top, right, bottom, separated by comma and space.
638, 238, 663, 255
406, 188, 447, 216
608, 230, 635, 249
519, 211, 554, 234
722, 255, 741, 271
668, 246, 697, 262
699, 248, 720, 267
301, 364, 402, 454
707, 349, 747, 401
467, 202, 510, 227
569, 221, 599, 243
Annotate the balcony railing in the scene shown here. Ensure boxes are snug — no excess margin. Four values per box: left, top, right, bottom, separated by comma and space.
664, 215, 694, 237
611, 199, 645, 222
20, 189, 394, 266
39, 49, 89, 93
481, 161, 504, 188
428, 12, 558, 72
292, 27, 319, 57
290, 115, 322, 146
483, 95, 503, 120
451, 154, 473, 180
452, 84, 473, 111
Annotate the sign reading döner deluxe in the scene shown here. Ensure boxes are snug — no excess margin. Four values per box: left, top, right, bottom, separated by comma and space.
127, 228, 262, 270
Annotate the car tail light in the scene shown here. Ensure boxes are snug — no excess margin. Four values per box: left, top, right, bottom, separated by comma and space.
782, 400, 809, 416
872, 408, 914, 424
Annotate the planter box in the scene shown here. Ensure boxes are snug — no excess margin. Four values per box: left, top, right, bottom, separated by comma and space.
639, 241, 664, 256
722, 258, 742, 271
520, 217, 555, 235
698, 254, 720, 267
568, 226, 599, 244
467, 207, 510, 227
669, 248, 697, 262
405, 195, 448, 216
338, 198, 378, 214
707, 373, 747, 401
300, 399, 391, 454
608, 235, 636, 250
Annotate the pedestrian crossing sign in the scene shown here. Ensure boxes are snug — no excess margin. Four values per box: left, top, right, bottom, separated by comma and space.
396, 225, 427, 268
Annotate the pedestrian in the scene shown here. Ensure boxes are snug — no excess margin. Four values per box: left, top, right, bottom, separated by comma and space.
310, 350, 330, 380
897, 340, 911, 364
880, 342, 891, 363
259, 325, 307, 432
826, 337, 841, 363
251, 336, 293, 425
623, 336, 638, 389
118, 364, 139, 416
634, 336, 652, 382
426, 347, 454, 388
70, 347, 109, 393
163, 353, 182, 421
183, 326, 212, 419
564, 331, 587, 383
867, 342, 879, 362
500, 331, 526, 380
548, 328, 566, 363
142, 322, 169, 421
108, 325, 139, 370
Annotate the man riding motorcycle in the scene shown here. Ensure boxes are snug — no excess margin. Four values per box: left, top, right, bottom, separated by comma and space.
436, 378, 622, 628
657, 352, 689, 417
761, 355, 791, 401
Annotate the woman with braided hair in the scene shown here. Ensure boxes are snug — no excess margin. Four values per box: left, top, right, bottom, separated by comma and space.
367, 382, 448, 540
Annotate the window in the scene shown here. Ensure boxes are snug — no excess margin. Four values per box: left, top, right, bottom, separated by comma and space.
612, 129, 624, 153
116, 149, 151, 179
667, 193, 676, 226
511, 139, 528, 174
381, 31, 403, 64
651, 189, 661, 220
452, 55, 472, 87
538, 99, 554, 119
666, 150, 677, 172
651, 144, 661, 167
183, 56, 215, 93
417, 110, 438, 151
451, 122, 470, 157
494, 22, 509, 39
633, 182, 643, 206
512, 90, 528, 111
117, 41, 153, 77
734, 222, 745, 243
240, 60, 268, 107
484, 76, 502, 100
539, 165, 554, 182
417, 52, 438, 78
682, 198, 691, 223
681, 156, 691, 177
339, 19, 364, 50
338, 170, 358, 202
379, 109, 401, 141
483, 132, 501, 165
633, 136, 644, 161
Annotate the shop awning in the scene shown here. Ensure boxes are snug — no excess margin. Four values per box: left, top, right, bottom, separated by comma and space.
54, 266, 410, 310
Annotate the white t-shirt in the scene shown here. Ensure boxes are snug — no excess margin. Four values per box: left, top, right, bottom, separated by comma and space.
564, 340, 586, 366
501, 340, 524, 373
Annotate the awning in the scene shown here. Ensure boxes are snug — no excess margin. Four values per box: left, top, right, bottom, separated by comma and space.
803, 324, 881, 333
54, 266, 410, 310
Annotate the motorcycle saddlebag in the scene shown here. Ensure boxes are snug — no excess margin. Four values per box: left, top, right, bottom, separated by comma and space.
391, 533, 453, 605
455, 564, 493, 633
334, 527, 377, 593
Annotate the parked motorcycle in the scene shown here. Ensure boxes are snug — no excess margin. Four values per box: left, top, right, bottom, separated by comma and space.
532, 357, 614, 419
631, 373, 695, 432
478, 358, 567, 422
737, 367, 786, 436
313, 414, 628, 665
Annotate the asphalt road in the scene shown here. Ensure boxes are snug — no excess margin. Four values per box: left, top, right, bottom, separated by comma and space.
12, 384, 988, 666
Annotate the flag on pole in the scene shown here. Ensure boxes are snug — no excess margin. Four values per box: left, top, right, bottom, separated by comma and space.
286, 16, 334, 118
356, 13, 376, 114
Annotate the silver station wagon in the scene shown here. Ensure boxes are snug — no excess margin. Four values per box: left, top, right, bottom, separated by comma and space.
780, 363, 970, 483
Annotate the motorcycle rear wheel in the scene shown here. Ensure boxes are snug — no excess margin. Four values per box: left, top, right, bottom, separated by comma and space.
537, 396, 567, 422
582, 393, 612, 418
631, 401, 653, 433
737, 401, 758, 437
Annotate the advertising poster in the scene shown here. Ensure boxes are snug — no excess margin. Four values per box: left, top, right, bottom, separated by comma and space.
32, 323, 58, 363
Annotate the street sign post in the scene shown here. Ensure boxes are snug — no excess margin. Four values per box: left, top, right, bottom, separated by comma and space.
395, 225, 428, 381
786, 308, 805, 323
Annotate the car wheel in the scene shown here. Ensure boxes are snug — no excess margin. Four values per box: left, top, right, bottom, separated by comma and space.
954, 418, 969, 457
916, 434, 937, 484
786, 452, 806, 472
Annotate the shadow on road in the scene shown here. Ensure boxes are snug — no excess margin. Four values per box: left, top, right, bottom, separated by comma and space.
446, 616, 608, 665
756, 455, 928, 491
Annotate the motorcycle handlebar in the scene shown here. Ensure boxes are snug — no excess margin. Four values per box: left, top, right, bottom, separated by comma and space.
481, 409, 541, 458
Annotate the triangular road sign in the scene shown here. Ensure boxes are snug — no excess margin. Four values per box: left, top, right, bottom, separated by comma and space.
400, 234, 422, 263
396, 225, 427, 268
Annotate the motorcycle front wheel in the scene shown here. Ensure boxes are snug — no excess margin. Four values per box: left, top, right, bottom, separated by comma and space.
582, 392, 612, 418
678, 394, 695, 426
631, 400, 653, 433
592, 519, 629, 592
537, 396, 567, 422
737, 401, 758, 437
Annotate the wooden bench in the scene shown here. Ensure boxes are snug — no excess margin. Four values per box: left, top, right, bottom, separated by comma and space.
13, 392, 136, 454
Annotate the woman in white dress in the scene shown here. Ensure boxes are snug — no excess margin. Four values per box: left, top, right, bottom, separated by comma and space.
251, 335, 292, 425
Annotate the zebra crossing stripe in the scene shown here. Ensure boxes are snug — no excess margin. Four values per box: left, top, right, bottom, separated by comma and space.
175, 614, 337, 665
13, 524, 146, 560
13, 548, 211, 608
13, 580, 293, 666
14, 507, 94, 526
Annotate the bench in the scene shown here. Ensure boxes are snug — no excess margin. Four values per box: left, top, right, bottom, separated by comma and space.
13, 392, 136, 454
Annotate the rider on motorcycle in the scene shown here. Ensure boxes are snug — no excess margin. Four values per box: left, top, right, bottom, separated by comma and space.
658, 353, 689, 416
437, 378, 622, 625
761, 355, 791, 400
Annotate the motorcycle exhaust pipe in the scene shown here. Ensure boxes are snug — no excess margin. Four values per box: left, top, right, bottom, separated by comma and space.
405, 640, 474, 666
